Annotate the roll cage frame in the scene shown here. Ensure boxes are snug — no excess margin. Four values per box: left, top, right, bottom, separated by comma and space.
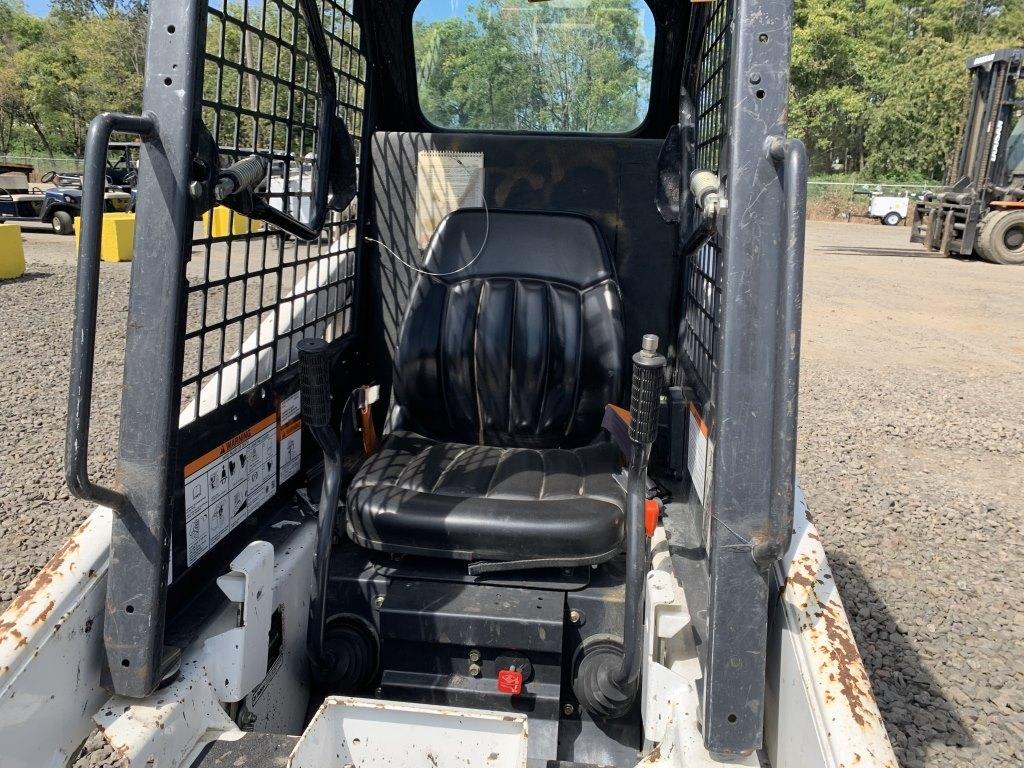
65, 0, 805, 756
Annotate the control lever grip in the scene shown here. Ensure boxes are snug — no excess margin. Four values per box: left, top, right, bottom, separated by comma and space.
629, 334, 667, 445
297, 338, 331, 428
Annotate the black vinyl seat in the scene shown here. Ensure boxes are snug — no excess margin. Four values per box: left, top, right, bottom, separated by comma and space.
347, 209, 627, 568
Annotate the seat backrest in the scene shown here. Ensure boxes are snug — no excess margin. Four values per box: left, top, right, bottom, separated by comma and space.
394, 209, 624, 449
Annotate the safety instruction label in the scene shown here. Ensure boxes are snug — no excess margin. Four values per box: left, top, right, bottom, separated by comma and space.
183, 413, 278, 566
278, 391, 302, 484
687, 402, 712, 507
415, 150, 484, 248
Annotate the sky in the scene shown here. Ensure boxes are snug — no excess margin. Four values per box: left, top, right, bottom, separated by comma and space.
22, 0, 656, 39
416, 0, 656, 39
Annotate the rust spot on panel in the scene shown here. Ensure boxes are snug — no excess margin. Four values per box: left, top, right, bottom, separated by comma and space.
786, 544, 889, 738
817, 601, 877, 729
0, 522, 88, 637
639, 744, 663, 764
33, 599, 56, 626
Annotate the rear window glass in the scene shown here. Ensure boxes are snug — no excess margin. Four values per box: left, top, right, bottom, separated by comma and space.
413, 0, 655, 133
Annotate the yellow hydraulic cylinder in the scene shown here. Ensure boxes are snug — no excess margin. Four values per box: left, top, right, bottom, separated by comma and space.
74, 212, 136, 262
0, 223, 26, 279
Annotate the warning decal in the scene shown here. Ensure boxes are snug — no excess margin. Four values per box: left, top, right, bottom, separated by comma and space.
686, 402, 713, 507
278, 391, 302, 484
183, 413, 278, 566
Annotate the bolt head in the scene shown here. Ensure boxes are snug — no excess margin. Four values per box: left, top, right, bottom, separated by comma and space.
468, 649, 481, 663
468, 663, 482, 677
563, 703, 575, 716
569, 609, 582, 624
374, 595, 385, 609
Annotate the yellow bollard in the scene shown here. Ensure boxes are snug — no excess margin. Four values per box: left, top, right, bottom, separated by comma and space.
74, 212, 136, 262
202, 206, 264, 238
0, 223, 26, 279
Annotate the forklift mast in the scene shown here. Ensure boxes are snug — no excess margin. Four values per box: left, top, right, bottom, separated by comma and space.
911, 48, 1024, 264
950, 48, 1023, 199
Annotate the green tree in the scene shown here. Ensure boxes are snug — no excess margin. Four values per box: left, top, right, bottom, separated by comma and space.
0, 0, 145, 157
414, 0, 651, 133
789, 0, 1024, 181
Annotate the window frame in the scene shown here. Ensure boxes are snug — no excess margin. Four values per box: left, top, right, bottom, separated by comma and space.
407, 0, 660, 137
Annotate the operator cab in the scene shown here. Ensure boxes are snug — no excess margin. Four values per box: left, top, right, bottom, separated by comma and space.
54, 0, 824, 766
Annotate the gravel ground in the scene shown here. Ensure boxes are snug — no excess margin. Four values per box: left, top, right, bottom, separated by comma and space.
799, 223, 1024, 768
0, 228, 128, 607
1, 221, 1022, 767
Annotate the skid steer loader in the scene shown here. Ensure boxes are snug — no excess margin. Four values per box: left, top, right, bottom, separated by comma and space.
0, 1, 897, 766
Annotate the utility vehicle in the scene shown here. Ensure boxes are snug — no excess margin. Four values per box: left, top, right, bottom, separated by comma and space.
0, 1, 897, 767
911, 48, 1024, 264
0, 164, 133, 235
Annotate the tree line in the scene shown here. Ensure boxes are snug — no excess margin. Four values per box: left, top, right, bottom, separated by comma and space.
1, 0, 1021, 183
791, 0, 1022, 181
0, 0, 146, 158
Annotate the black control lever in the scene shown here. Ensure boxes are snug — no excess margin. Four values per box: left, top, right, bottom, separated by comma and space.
297, 338, 342, 676
575, 334, 666, 719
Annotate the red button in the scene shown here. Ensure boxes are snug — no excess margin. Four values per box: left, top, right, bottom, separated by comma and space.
497, 668, 523, 695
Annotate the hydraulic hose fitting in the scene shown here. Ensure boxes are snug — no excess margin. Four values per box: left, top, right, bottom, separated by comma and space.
690, 170, 724, 216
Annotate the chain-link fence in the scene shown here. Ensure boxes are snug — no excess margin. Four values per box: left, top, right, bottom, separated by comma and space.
0, 155, 86, 179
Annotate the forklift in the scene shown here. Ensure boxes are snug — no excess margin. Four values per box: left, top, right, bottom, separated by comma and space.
0, 2, 897, 767
911, 48, 1024, 265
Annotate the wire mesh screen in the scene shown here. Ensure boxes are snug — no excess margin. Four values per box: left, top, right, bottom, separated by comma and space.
180, 0, 365, 425
681, 0, 731, 395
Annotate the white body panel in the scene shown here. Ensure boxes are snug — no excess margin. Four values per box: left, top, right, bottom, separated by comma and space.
290, 697, 529, 768
0, 508, 112, 768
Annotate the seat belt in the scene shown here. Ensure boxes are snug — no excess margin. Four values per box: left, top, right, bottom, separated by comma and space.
353, 385, 380, 455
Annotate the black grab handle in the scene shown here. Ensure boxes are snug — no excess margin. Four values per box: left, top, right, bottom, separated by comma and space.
65, 111, 157, 511
757, 136, 807, 567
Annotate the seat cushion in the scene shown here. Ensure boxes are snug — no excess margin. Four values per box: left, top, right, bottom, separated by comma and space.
394, 209, 624, 449
346, 431, 626, 565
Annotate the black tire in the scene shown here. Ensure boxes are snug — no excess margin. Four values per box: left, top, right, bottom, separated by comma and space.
51, 209, 74, 236
975, 209, 1024, 265
882, 211, 902, 227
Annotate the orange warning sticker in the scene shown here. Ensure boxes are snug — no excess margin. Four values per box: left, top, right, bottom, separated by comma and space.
686, 402, 712, 506
182, 412, 278, 566
185, 413, 277, 476
278, 391, 302, 483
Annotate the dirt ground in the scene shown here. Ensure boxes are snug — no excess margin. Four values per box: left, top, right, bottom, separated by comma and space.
0, 220, 1022, 767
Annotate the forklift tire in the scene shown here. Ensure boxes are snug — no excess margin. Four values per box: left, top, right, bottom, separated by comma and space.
882, 212, 902, 227
975, 210, 1024, 265
51, 210, 74, 236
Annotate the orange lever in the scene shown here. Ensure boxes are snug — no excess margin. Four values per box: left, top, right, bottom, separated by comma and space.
645, 499, 660, 537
